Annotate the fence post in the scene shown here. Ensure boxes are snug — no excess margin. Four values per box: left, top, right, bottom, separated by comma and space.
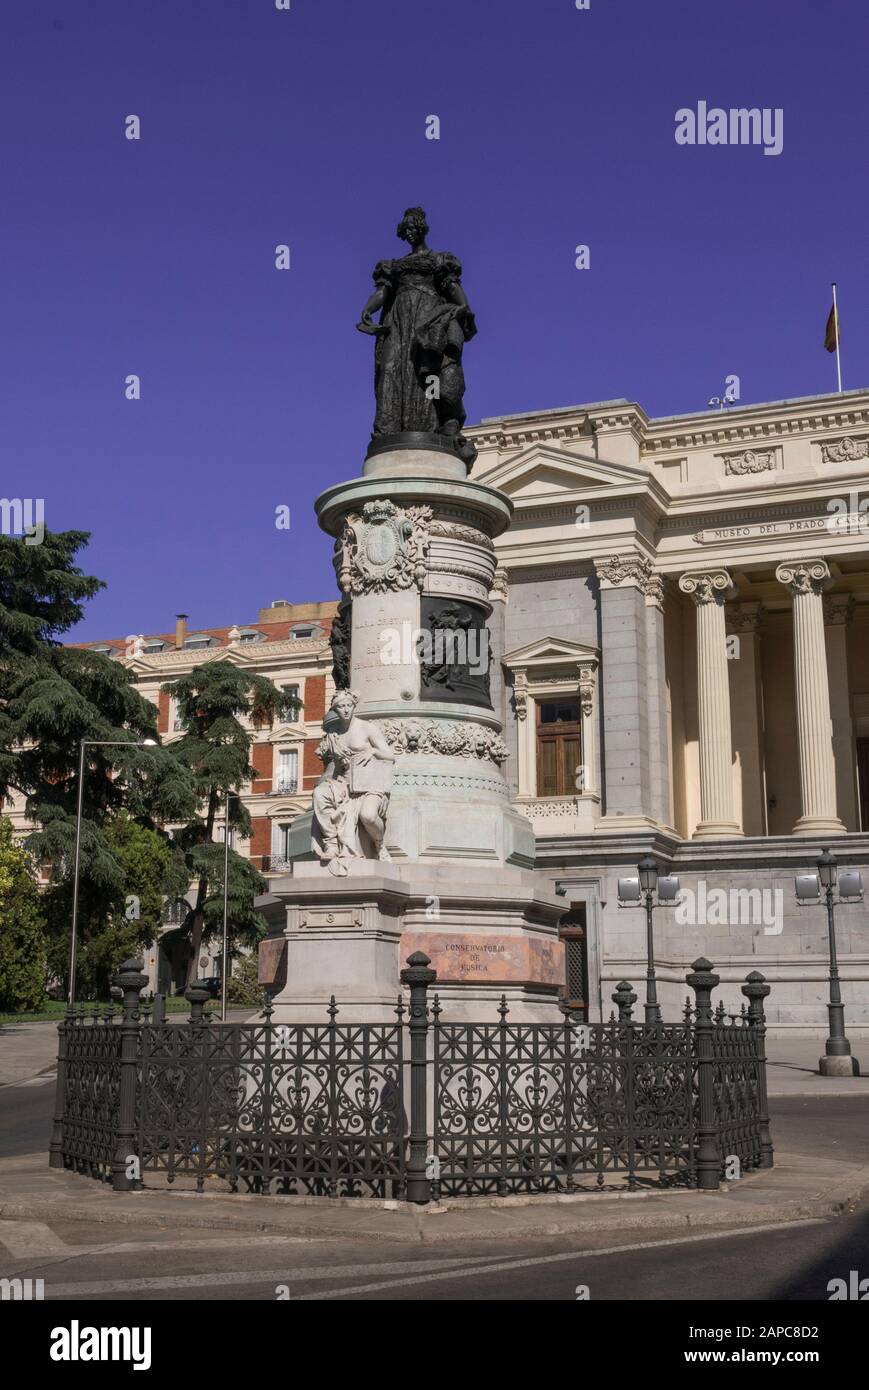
612, 981, 637, 1022
185, 981, 211, 1025
111, 958, 148, 1192
742, 971, 774, 1170
400, 951, 436, 1205
48, 1004, 74, 1169
686, 957, 720, 1191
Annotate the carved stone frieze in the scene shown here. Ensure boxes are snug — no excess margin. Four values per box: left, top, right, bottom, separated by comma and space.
721, 448, 776, 476
821, 435, 869, 465
379, 717, 508, 764
428, 519, 494, 550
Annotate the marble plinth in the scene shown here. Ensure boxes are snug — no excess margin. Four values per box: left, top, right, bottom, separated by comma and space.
257, 861, 565, 1023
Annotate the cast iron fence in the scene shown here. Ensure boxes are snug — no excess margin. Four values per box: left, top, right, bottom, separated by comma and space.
50, 954, 773, 1201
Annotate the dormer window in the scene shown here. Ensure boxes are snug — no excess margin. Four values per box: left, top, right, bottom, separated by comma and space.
237, 630, 262, 644
143, 640, 165, 654
184, 634, 213, 650
291, 624, 323, 640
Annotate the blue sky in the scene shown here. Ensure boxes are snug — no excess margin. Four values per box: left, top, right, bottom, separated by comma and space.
3, 0, 867, 638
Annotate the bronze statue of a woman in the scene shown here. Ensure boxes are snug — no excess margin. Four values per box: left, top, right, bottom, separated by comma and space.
356, 207, 477, 468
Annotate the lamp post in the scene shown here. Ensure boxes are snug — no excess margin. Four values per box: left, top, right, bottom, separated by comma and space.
618, 857, 681, 1025
68, 738, 157, 1008
795, 848, 863, 1077
220, 790, 237, 1023
638, 857, 661, 1024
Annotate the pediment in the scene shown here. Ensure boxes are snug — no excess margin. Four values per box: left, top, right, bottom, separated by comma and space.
503, 636, 599, 672
474, 443, 648, 500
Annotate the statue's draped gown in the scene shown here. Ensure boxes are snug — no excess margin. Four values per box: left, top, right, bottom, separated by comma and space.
371, 251, 476, 439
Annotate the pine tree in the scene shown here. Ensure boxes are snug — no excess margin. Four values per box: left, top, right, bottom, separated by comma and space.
163, 661, 298, 985
0, 531, 196, 994
42, 813, 191, 998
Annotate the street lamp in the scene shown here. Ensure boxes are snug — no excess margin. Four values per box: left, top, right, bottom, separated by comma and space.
68, 738, 157, 1007
617, 857, 681, 1024
795, 848, 863, 1077
220, 790, 238, 1023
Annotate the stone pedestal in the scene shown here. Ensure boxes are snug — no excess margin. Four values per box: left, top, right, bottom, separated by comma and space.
818, 1054, 860, 1078
258, 861, 565, 1023
258, 445, 566, 1020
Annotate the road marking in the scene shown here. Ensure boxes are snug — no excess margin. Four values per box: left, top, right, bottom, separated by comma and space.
0, 1221, 68, 1256
2, 1232, 479, 1263
295, 1218, 829, 1299
1, 1073, 57, 1089
19, 1253, 509, 1298
12, 1218, 827, 1299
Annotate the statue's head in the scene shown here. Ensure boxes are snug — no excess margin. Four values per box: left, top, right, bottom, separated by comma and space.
331, 688, 360, 721
397, 206, 429, 249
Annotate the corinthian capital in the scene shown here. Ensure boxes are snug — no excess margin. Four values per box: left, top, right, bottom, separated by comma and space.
595, 553, 663, 599
678, 571, 734, 606
775, 560, 831, 597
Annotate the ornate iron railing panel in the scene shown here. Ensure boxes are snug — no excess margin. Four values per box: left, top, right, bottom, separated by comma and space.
137, 1020, 406, 1197
53, 957, 772, 1200
711, 1016, 763, 1174
60, 1015, 123, 1181
432, 1019, 696, 1196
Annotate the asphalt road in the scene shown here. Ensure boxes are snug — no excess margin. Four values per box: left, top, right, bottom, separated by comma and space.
2, 1085, 868, 1303
0, 1068, 56, 1156
0, 1207, 866, 1302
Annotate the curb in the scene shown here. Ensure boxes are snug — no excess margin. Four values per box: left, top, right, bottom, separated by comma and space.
3, 1157, 869, 1246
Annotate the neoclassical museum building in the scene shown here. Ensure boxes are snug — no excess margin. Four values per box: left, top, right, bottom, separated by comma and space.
16, 387, 867, 1030
466, 386, 869, 1032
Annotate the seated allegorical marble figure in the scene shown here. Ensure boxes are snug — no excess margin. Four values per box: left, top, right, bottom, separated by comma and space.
312, 689, 395, 876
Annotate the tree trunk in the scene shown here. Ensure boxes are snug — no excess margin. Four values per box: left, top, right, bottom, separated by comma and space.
184, 789, 218, 987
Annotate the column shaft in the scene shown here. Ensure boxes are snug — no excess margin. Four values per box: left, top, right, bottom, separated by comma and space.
679, 572, 741, 839
776, 562, 845, 835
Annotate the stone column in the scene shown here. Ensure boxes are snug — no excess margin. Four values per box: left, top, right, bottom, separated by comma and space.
678, 571, 742, 839
726, 603, 766, 836
775, 561, 845, 836
644, 574, 673, 829
824, 594, 859, 832
595, 556, 657, 829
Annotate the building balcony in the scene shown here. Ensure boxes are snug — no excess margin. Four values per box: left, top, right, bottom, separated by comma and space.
261, 855, 293, 874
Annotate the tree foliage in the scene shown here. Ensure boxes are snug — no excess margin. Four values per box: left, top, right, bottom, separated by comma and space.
0, 817, 47, 1012
164, 662, 297, 984
0, 532, 196, 993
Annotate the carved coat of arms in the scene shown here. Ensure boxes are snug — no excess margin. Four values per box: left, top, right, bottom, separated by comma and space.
336, 499, 431, 595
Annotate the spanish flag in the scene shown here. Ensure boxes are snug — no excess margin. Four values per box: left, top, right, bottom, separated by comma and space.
825, 298, 839, 353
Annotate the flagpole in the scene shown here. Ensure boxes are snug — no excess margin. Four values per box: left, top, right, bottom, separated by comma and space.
832, 282, 843, 393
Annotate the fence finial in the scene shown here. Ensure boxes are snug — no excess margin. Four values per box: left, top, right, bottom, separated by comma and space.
612, 981, 637, 1022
